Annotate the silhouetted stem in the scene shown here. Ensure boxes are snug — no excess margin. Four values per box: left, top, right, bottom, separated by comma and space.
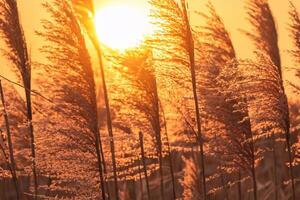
0, 80, 20, 200
281, 93, 296, 200
98, 133, 111, 200
161, 106, 176, 199
284, 122, 296, 200
93, 126, 106, 200
24, 80, 38, 200
90, 86, 107, 200
138, 161, 144, 200
152, 78, 165, 200
94, 46, 119, 200
139, 132, 150, 199
181, 1, 207, 199
250, 142, 257, 200
271, 133, 278, 200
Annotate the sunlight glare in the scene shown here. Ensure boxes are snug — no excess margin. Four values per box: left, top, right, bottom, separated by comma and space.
95, 4, 152, 50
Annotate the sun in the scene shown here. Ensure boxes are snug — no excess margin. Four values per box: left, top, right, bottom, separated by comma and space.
94, 4, 152, 50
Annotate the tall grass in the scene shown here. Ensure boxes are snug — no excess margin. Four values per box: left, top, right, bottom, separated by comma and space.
194, 3, 257, 199
0, 0, 38, 198
288, 3, 300, 197
245, 0, 295, 199
0, 0, 298, 199
109, 49, 167, 199
149, 0, 207, 198
37, 0, 107, 198
289, 1, 300, 91
0, 80, 31, 198
139, 131, 151, 199
180, 1, 207, 198
71, 1, 119, 198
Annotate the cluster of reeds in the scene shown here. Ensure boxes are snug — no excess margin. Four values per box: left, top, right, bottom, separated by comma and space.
0, 0, 299, 199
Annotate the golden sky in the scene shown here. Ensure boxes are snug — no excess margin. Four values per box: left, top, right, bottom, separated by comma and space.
1, 0, 300, 97
18, 0, 300, 65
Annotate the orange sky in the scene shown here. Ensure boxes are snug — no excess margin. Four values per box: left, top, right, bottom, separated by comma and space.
1, 0, 300, 98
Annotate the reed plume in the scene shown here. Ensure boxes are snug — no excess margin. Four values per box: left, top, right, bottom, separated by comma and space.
289, 1, 300, 93
71, 1, 119, 198
245, 0, 295, 199
289, 100, 300, 171
108, 48, 169, 199
37, 0, 106, 198
245, 0, 281, 73
288, 4, 300, 196
194, 3, 258, 199
149, 0, 207, 198
0, 0, 38, 198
